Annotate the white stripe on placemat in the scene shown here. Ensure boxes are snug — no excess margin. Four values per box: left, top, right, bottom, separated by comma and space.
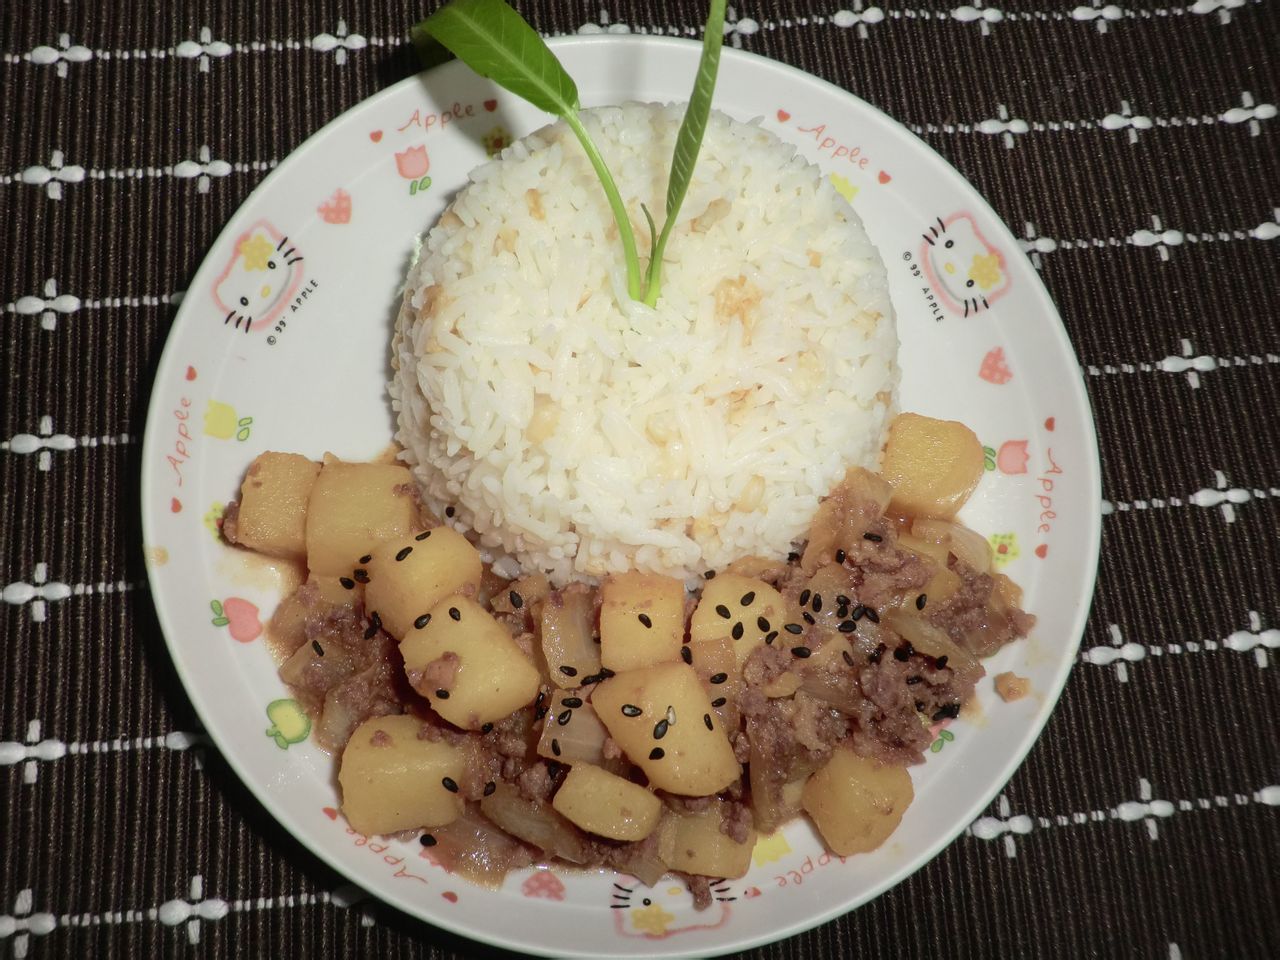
1102, 470, 1280, 523
1082, 339, 1280, 389
0, 879, 375, 954
1081, 616, 1278, 680
0, 721, 207, 785
968, 780, 1280, 857
1, 566, 146, 623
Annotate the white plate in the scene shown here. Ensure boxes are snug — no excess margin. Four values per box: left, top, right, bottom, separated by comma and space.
141, 36, 1100, 958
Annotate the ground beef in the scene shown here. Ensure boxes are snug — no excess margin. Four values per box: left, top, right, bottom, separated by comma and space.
856, 544, 934, 611
601, 736, 623, 761
731, 731, 752, 763
516, 762, 555, 802
718, 800, 753, 843
659, 792, 715, 815
742, 644, 791, 687
417, 651, 460, 693
681, 873, 713, 911
927, 559, 1037, 657
220, 501, 240, 544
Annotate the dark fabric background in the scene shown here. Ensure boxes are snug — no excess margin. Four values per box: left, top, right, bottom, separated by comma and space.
1, 1, 1277, 957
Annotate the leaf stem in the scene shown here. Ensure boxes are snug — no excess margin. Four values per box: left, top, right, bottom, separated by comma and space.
564, 112, 643, 302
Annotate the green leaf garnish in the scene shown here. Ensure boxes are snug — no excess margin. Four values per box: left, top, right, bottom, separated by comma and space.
642, 0, 726, 306
415, 0, 727, 305
419, 0, 643, 300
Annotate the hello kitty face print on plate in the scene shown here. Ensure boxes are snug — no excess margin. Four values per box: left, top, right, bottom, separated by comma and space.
212, 219, 305, 333
920, 213, 1012, 317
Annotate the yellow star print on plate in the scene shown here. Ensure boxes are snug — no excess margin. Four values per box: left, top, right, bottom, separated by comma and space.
238, 233, 274, 271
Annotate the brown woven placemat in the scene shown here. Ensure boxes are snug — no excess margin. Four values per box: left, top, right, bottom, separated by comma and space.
2, 1, 1277, 957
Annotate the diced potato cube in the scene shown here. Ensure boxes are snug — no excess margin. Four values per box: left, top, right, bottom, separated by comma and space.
400, 596, 540, 729
551, 763, 662, 842
687, 635, 743, 727
689, 574, 789, 672
304, 460, 417, 576
537, 689, 608, 765
600, 572, 686, 672
657, 801, 756, 878
541, 585, 600, 689
881, 413, 984, 519
233, 452, 320, 560
339, 715, 464, 835
593, 662, 739, 796
801, 748, 913, 855
364, 527, 482, 640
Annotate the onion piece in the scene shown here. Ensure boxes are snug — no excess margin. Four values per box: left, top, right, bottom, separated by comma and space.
480, 782, 592, 864
537, 692, 607, 765
540, 584, 600, 688
423, 805, 536, 886
911, 517, 992, 574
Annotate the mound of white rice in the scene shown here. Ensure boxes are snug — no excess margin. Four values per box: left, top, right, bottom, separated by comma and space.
391, 102, 897, 585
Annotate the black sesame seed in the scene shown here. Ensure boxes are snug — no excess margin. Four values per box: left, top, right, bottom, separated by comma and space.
868, 643, 886, 664
420, 834, 437, 847
648, 747, 665, 760
838, 620, 857, 633
483, 781, 497, 797
703, 713, 714, 730
933, 702, 961, 721
599, 668, 615, 679
709, 672, 728, 685
842, 650, 855, 667
445, 506, 455, 518
414, 613, 432, 630
449, 606, 461, 622
359, 554, 372, 564
757, 616, 771, 632
711, 697, 727, 708
863, 532, 883, 543
906, 676, 922, 686
312, 640, 325, 657
837, 595, 851, 607
799, 589, 811, 606
551, 738, 562, 756
415, 530, 432, 541
740, 591, 756, 606
835, 549, 847, 565
802, 612, 816, 625
363, 620, 379, 641
784, 623, 804, 635
812, 594, 823, 613
791, 646, 812, 659
562, 697, 583, 708
535, 705, 548, 720
370, 611, 382, 631
435, 689, 450, 699
731, 622, 745, 641
715, 604, 732, 619
557, 709, 572, 726
935, 655, 949, 670
681, 646, 693, 664
621, 704, 642, 717
535, 690, 546, 707
339, 577, 356, 590
442, 777, 459, 793
510, 590, 524, 609
787, 551, 801, 563
653, 719, 669, 740
704, 570, 717, 579
894, 641, 915, 662
559, 665, 578, 677
914, 700, 926, 712
638, 613, 653, 629
764, 630, 778, 645
851, 604, 867, 621
353, 569, 370, 584
916, 593, 928, 611
481, 723, 494, 734
396, 545, 413, 562
864, 607, 881, 624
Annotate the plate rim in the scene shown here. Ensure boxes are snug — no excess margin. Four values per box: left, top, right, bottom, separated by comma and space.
140, 32, 1102, 958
